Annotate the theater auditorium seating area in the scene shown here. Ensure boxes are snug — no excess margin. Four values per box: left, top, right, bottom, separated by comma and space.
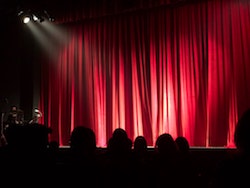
0, 124, 240, 188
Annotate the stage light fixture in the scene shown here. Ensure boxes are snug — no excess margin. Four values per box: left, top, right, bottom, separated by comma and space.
33, 15, 38, 21
23, 16, 30, 24
18, 10, 31, 24
18, 9, 54, 24
32, 14, 44, 23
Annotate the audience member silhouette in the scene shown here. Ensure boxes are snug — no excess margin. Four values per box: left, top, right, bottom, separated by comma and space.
133, 135, 148, 159
175, 136, 190, 154
107, 128, 132, 156
175, 136, 199, 187
153, 133, 181, 187
155, 133, 179, 157
103, 128, 134, 188
62, 125, 102, 187
132, 135, 154, 188
69, 125, 96, 158
211, 108, 250, 187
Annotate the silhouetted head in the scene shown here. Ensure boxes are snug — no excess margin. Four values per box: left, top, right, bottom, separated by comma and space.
134, 135, 147, 153
70, 126, 96, 155
234, 109, 250, 154
112, 128, 128, 140
108, 128, 131, 155
155, 133, 178, 155
175, 136, 190, 154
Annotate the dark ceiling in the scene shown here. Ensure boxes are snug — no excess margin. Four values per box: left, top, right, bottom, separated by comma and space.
1, 0, 200, 25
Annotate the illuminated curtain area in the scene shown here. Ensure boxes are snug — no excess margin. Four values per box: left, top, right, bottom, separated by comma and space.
40, 0, 250, 147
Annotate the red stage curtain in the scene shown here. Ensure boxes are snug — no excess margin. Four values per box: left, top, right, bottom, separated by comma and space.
39, 0, 250, 147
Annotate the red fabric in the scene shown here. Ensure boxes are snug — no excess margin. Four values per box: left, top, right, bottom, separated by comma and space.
39, 0, 250, 147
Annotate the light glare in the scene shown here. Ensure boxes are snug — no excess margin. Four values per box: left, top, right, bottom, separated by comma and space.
33, 15, 38, 21
23, 17, 30, 24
